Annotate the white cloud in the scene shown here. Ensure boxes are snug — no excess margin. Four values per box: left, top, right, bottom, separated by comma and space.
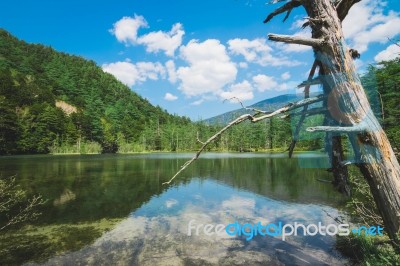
290, 19, 307, 30
283, 43, 312, 53
136, 62, 166, 80
102, 61, 165, 87
164, 92, 178, 101
228, 38, 300, 66
102, 62, 138, 87
252, 74, 278, 92
219, 80, 254, 102
165, 199, 178, 208
281, 72, 291, 80
238, 62, 248, 68
110, 14, 148, 45
277, 81, 298, 92
137, 23, 185, 56
165, 60, 177, 83
176, 39, 237, 97
343, 0, 400, 53
110, 14, 184, 56
374, 44, 400, 62
190, 99, 204, 106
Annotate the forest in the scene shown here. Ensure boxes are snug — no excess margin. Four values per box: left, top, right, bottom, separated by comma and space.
0, 28, 399, 155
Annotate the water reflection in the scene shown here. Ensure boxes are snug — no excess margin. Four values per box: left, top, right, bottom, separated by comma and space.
38, 179, 346, 265
0, 153, 347, 265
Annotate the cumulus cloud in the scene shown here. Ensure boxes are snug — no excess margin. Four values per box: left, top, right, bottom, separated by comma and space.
102, 61, 165, 87
374, 44, 400, 62
228, 38, 300, 66
343, 0, 400, 53
176, 39, 237, 97
165, 60, 177, 83
109, 14, 148, 45
164, 92, 178, 101
137, 23, 185, 56
220, 80, 254, 102
252, 74, 278, 92
110, 14, 184, 56
277, 81, 298, 92
252, 73, 297, 92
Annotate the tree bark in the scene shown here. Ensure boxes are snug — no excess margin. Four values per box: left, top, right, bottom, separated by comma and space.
331, 135, 351, 196
300, 0, 400, 242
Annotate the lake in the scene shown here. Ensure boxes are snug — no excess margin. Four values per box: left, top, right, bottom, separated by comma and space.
0, 152, 348, 265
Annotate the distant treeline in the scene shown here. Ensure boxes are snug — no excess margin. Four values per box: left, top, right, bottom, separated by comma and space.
0, 28, 398, 154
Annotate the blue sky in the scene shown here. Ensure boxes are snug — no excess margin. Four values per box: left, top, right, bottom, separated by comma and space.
1, 0, 399, 120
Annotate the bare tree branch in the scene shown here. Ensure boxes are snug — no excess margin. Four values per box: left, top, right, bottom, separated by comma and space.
267, 0, 286, 4
225, 97, 271, 115
306, 123, 367, 133
196, 132, 205, 145
263, 0, 302, 23
297, 77, 321, 88
224, 97, 246, 109
288, 60, 319, 158
282, 107, 327, 119
387, 37, 400, 48
268, 34, 325, 47
336, 0, 362, 21
251, 94, 325, 122
377, 91, 385, 123
164, 94, 325, 185
340, 160, 354, 166
163, 114, 253, 185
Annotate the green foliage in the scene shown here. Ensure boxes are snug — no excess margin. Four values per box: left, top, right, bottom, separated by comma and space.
338, 168, 399, 265
0, 176, 45, 231
0, 219, 120, 265
336, 233, 400, 265
0, 29, 191, 154
0, 28, 398, 155
362, 58, 400, 151
346, 169, 383, 226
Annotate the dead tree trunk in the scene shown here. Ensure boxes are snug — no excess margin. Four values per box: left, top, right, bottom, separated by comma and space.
165, 0, 400, 244
264, 0, 400, 242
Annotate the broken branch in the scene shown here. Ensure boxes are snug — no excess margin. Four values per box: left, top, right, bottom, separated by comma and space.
251, 94, 325, 122
288, 60, 319, 158
282, 107, 327, 118
196, 132, 205, 145
164, 94, 326, 185
263, 0, 302, 23
297, 77, 321, 88
336, 0, 362, 21
268, 34, 324, 47
306, 123, 367, 133
163, 114, 253, 185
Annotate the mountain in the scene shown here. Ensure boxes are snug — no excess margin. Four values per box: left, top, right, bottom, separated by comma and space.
204, 94, 305, 125
0, 29, 191, 154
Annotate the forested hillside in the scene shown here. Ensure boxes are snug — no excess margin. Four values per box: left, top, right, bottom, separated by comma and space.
0, 28, 398, 155
362, 58, 400, 152
204, 58, 400, 153
0, 29, 195, 154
